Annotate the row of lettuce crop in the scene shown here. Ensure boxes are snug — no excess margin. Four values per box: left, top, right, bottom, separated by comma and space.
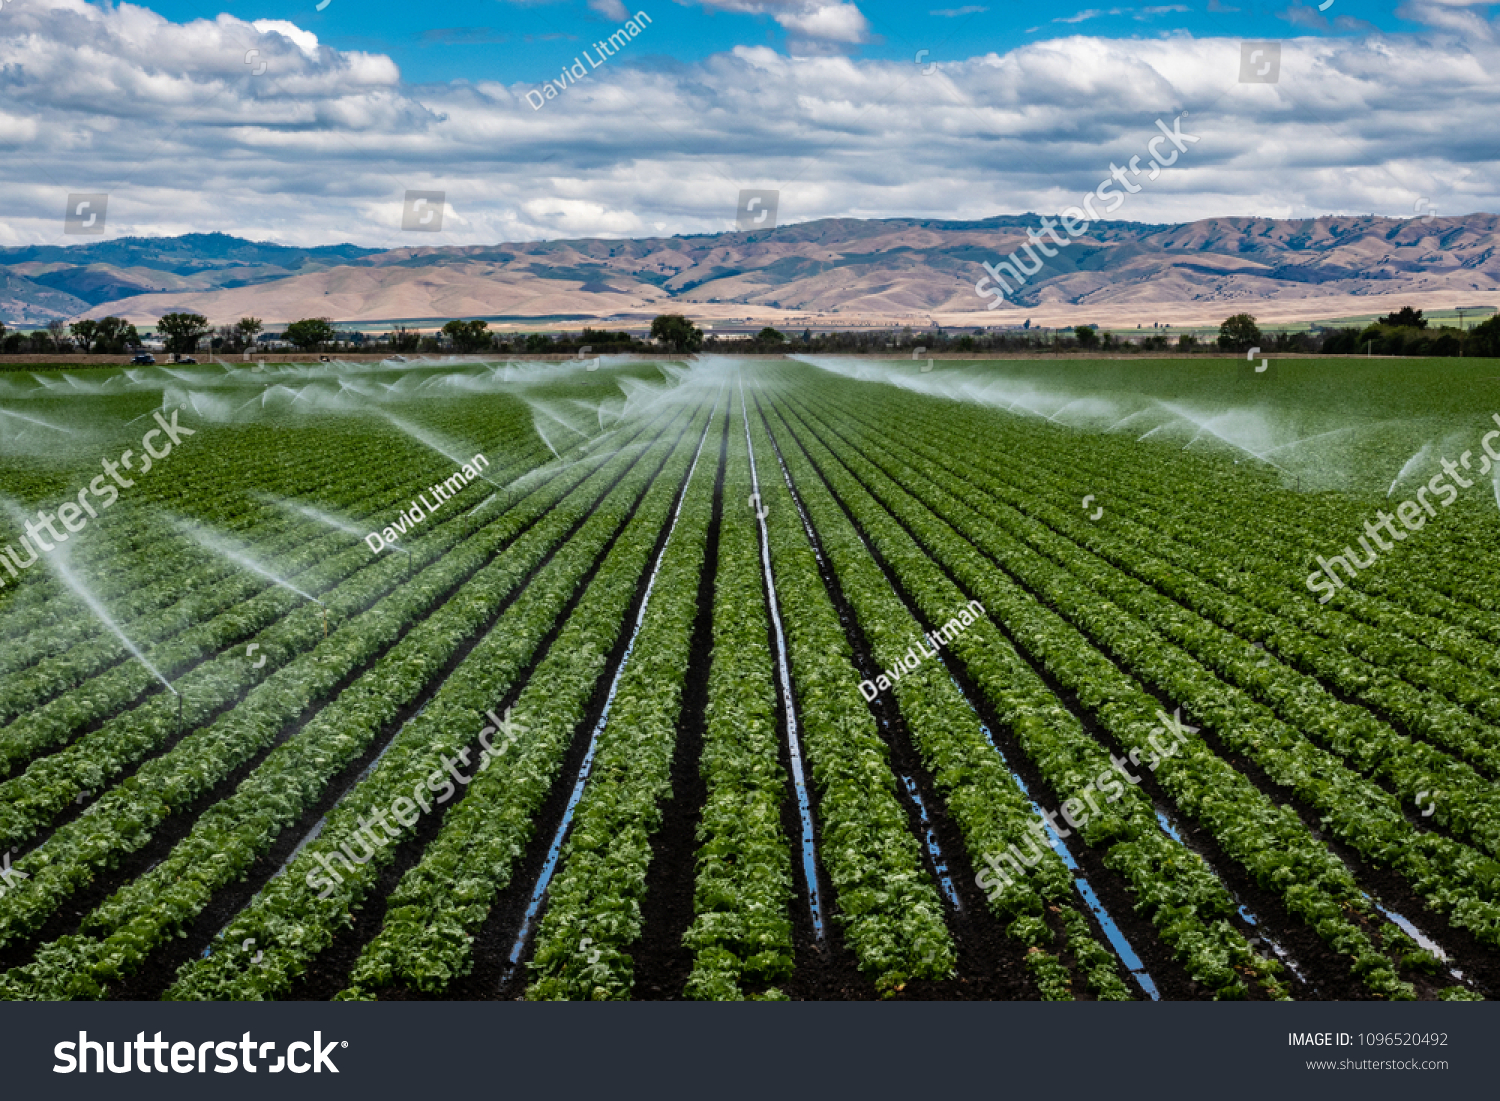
335, 397, 716, 998
679, 390, 796, 999
880, 391, 1500, 751
0, 417, 624, 852
765, 387, 1284, 999
755, 388, 1131, 1000
0, 407, 687, 994
0, 430, 546, 730
523, 388, 725, 1000
0, 405, 539, 649
743, 386, 955, 994
814, 386, 1500, 965
849, 402, 1500, 854
780, 385, 1435, 998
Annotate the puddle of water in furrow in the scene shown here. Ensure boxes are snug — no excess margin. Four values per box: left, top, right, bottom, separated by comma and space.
1366, 895, 1466, 985
1150, 768, 1464, 989
1152, 808, 1310, 988
501, 401, 722, 978
740, 379, 826, 940
898, 775, 961, 910
941, 674, 1161, 1000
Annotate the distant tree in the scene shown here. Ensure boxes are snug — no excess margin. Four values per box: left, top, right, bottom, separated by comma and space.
107, 317, 141, 352
1074, 324, 1100, 349
757, 326, 786, 346
88, 317, 140, 353
390, 325, 420, 352
69, 319, 100, 352
1378, 306, 1427, 329
158, 312, 212, 355
236, 317, 264, 343
284, 317, 337, 351
1217, 313, 1262, 351
1431, 332, 1461, 357
1177, 333, 1199, 350
1468, 315, 1500, 358
650, 313, 704, 353
1318, 327, 1363, 355
45, 319, 70, 351
524, 332, 553, 353
441, 319, 492, 353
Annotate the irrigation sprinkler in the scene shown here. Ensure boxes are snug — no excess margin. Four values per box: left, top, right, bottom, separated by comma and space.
311, 597, 329, 637
164, 683, 183, 735
381, 543, 414, 579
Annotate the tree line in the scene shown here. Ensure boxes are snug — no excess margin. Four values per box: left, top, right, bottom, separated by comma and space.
5, 308, 1498, 359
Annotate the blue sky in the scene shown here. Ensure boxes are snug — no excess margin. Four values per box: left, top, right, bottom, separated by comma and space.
135, 0, 1402, 84
1, 0, 1496, 246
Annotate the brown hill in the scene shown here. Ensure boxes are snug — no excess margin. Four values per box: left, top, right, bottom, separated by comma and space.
48, 212, 1500, 329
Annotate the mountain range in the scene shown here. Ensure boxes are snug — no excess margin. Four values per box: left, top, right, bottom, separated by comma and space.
3, 214, 1496, 331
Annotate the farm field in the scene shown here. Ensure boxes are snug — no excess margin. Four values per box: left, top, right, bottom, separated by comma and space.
1, 353, 1499, 1001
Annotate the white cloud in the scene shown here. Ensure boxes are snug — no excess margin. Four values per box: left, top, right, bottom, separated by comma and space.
691, 0, 872, 42
775, 2, 871, 42
587, 0, 632, 19
250, 21, 321, 55
0, 1, 1497, 247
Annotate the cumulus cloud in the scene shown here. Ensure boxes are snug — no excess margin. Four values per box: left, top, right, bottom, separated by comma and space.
0, 0, 1497, 248
690, 0, 872, 42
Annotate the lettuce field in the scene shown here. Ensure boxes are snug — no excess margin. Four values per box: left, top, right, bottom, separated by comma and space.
1, 353, 1499, 1002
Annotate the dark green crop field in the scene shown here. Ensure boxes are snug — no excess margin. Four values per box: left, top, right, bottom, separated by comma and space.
1, 353, 1497, 1001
